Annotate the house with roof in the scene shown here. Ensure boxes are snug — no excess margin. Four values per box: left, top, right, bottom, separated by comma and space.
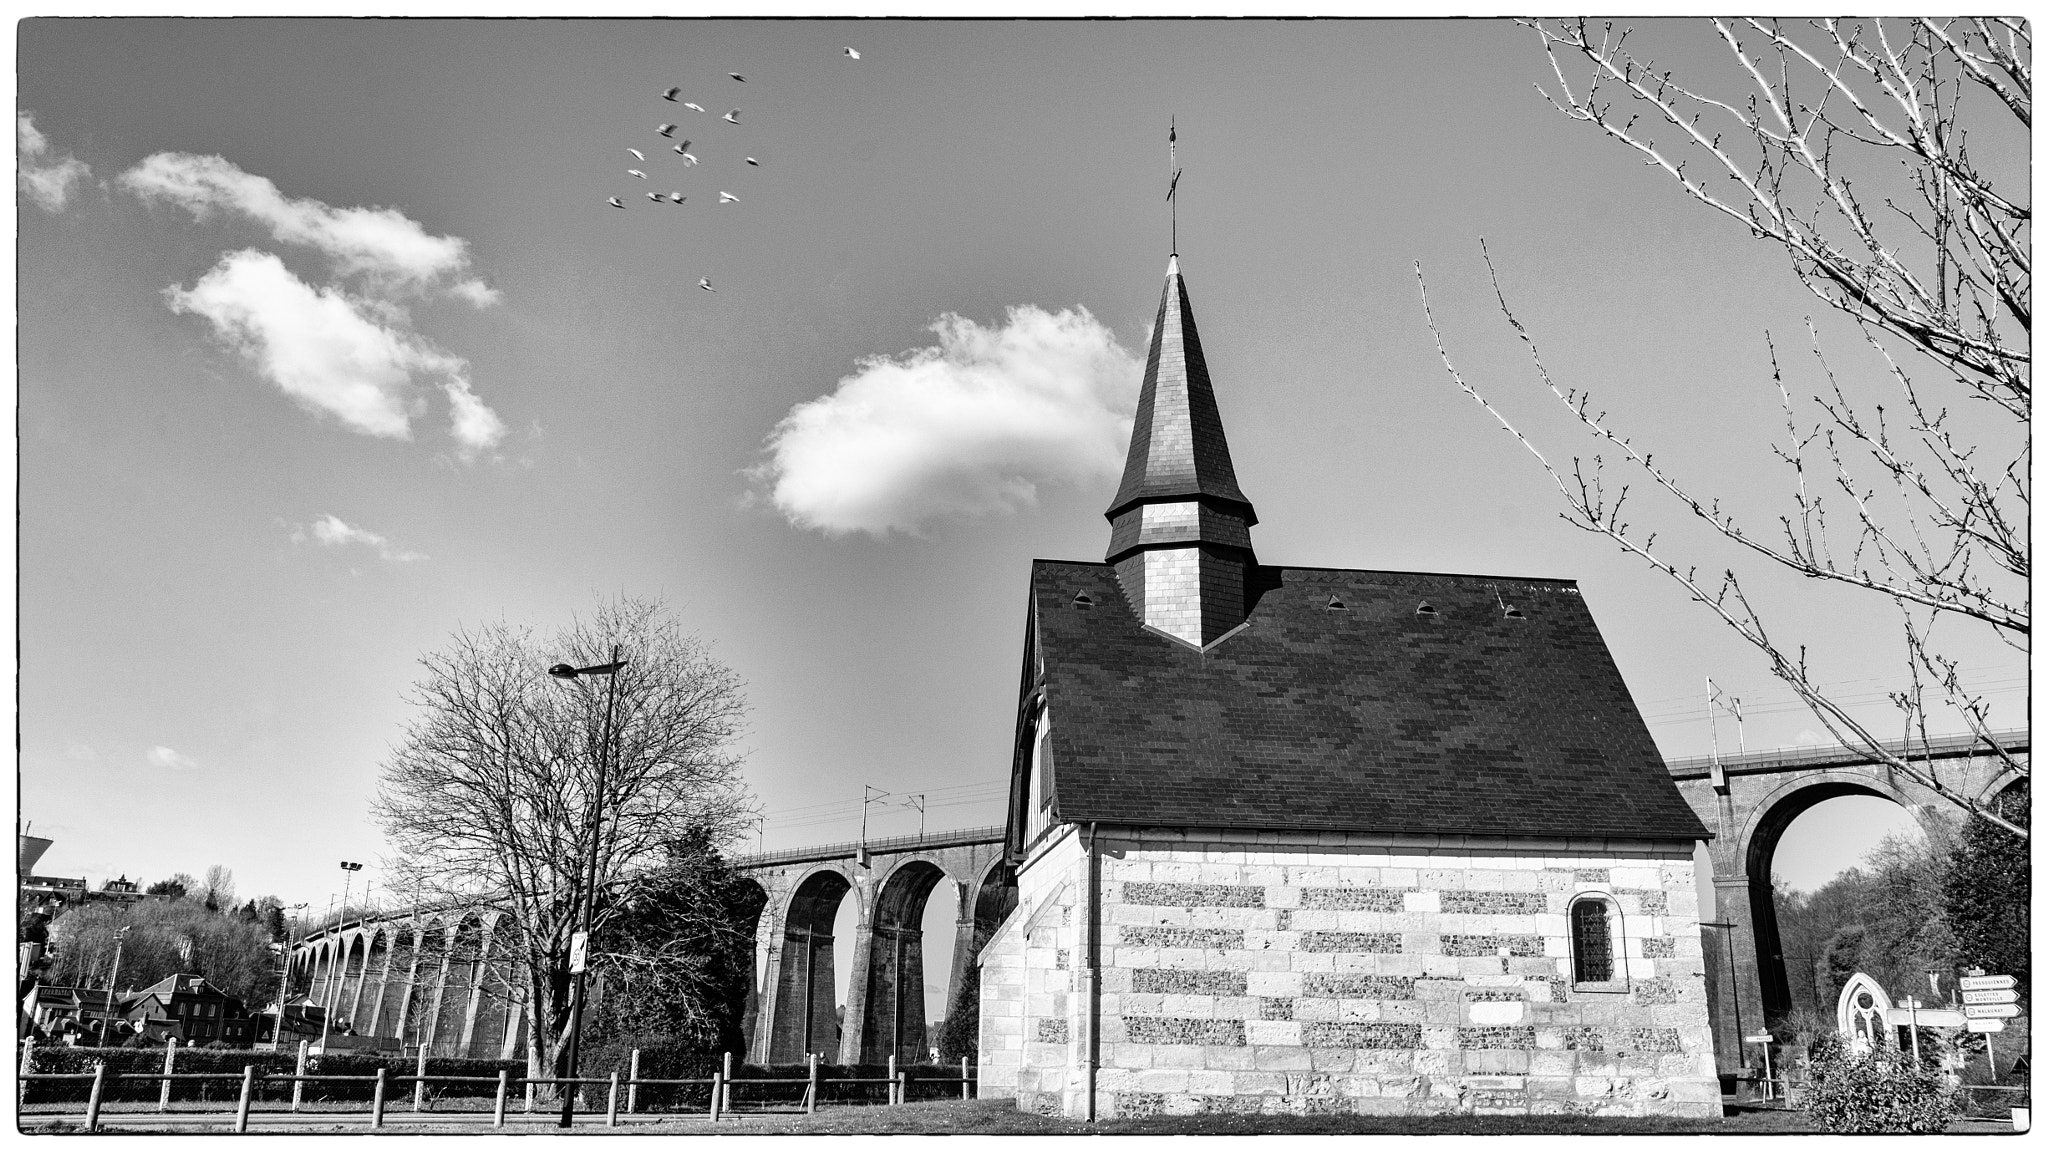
121, 974, 259, 1046
976, 254, 1718, 1119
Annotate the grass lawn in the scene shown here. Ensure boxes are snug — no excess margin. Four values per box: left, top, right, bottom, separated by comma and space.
611, 1098, 1829, 1135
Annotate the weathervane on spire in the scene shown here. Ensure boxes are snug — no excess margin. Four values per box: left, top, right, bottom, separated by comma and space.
1167, 117, 1181, 254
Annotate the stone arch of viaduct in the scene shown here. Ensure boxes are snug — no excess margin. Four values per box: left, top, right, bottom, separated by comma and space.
291, 826, 1016, 1065
734, 825, 1013, 1066
1669, 728, 2026, 1074
290, 908, 527, 1059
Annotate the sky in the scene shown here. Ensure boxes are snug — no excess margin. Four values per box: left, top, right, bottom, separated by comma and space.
19, 16, 2023, 946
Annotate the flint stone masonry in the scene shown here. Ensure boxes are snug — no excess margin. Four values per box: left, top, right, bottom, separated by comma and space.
1134, 969, 1249, 995
1300, 931, 1402, 952
982, 834, 1717, 1120
1300, 887, 1408, 912
1120, 927, 1244, 949
1125, 882, 1267, 907
1442, 934, 1545, 957
1441, 891, 1548, 915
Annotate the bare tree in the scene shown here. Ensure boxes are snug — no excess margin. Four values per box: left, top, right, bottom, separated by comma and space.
372, 596, 751, 1092
198, 865, 236, 913
1419, 18, 2027, 834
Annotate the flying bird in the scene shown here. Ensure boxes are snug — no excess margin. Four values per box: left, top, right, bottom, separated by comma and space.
668, 192, 685, 203
655, 123, 677, 136
674, 139, 691, 151
843, 46, 860, 59
723, 109, 741, 124
699, 278, 715, 291
719, 190, 739, 203
676, 150, 698, 164
683, 102, 704, 113
627, 148, 645, 161
607, 196, 625, 208
647, 191, 664, 202
745, 156, 760, 166
661, 86, 681, 101
627, 168, 647, 179
729, 72, 745, 82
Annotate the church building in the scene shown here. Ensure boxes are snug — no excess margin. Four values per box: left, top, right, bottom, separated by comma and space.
976, 254, 1720, 1119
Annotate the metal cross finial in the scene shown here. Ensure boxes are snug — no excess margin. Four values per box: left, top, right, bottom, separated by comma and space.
1167, 117, 1182, 254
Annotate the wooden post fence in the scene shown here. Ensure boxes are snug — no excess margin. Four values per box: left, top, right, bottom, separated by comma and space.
159, 1038, 178, 1110
291, 1040, 308, 1111
888, 1055, 897, 1106
961, 1056, 970, 1100
627, 1048, 640, 1114
84, 1063, 107, 1133
606, 1071, 620, 1127
17, 1038, 33, 1109
722, 1050, 734, 1114
493, 1069, 509, 1128
413, 1044, 429, 1112
709, 1068, 723, 1122
805, 1053, 818, 1115
371, 1067, 388, 1129
234, 1065, 255, 1133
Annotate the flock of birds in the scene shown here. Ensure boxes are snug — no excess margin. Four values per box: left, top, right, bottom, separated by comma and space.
609, 46, 860, 293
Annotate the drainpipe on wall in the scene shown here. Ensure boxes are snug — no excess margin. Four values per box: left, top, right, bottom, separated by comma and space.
1082, 821, 1101, 1123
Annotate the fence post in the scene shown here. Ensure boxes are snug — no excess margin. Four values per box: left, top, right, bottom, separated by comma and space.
291, 1040, 307, 1112
160, 1037, 177, 1111
606, 1070, 620, 1127
709, 1068, 722, 1122
371, 1066, 388, 1129
723, 1050, 733, 1114
493, 1069, 508, 1128
524, 1071, 535, 1113
627, 1048, 639, 1114
234, 1065, 255, 1133
413, 1044, 429, 1113
17, 1037, 32, 1108
84, 1062, 106, 1133
806, 1053, 818, 1115
896, 1070, 906, 1108
888, 1054, 897, 1106
961, 1056, 970, 1101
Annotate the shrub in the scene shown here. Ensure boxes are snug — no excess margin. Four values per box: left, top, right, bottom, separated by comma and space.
1804, 1038, 1959, 1134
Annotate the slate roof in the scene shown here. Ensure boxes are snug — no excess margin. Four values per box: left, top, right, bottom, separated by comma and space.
1104, 256, 1255, 524
1027, 560, 1710, 842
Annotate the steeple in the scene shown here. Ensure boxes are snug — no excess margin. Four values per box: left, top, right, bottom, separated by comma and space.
1105, 255, 1258, 647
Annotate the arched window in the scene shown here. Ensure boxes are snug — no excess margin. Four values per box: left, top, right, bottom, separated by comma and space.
1570, 897, 1614, 983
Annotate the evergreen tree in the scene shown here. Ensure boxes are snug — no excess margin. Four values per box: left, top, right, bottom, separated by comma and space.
1944, 781, 2029, 1005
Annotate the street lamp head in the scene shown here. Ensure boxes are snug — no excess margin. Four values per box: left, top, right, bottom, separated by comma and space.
549, 663, 579, 680
551, 660, 627, 680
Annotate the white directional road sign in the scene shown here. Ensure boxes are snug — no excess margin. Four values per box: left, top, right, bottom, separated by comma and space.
1968, 1019, 2007, 1033
1959, 975, 2017, 991
1964, 988, 2019, 1005
1965, 1003, 2020, 1019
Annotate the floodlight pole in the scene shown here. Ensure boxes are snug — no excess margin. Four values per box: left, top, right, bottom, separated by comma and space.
552, 647, 624, 1129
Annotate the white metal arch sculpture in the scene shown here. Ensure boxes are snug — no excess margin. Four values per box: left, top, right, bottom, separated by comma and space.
1836, 972, 1893, 1053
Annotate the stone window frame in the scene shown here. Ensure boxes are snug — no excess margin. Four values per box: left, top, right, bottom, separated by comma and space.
1567, 889, 1630, 994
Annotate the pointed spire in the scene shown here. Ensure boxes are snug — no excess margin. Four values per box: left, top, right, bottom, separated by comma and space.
1105, 256, 1258, 647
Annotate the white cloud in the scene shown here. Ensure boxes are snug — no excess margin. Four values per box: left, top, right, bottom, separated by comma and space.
290, 513, 427, 563
120, 151, 494, 303
756, 306, 1140, 537
146, 746, 198, 771
64, 743, 96, 761
166, 249, 503, 450
18, 112, 92, 213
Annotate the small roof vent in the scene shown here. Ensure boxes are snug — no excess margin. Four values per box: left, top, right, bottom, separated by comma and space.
1415, 601, 1438, 616
1325, 595, 1348, 611
1503, 604, 1525, 620
1071, 591, 1095, 609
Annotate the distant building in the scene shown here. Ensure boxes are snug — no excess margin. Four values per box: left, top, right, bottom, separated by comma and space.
18, 834, 149, 918
121, 974, 259, 1046
25, 986, 128, 1044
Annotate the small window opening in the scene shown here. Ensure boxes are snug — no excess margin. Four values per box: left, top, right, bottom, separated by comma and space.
1071, 591, 1094, 609
1326, 595, 1348, 611
1415, 601, 1438, 616
1570, 899, 1613, 983
1503, 604, 1525, 619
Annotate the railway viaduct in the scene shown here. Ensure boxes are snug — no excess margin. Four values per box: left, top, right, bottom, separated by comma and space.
289, 729, 2023, 1072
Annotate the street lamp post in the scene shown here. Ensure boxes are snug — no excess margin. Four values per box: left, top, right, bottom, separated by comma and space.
548, 647, 625, 1129
274, 903, 308, 1049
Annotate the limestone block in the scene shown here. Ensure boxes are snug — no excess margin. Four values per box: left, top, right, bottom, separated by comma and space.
1239, 951, 1292, 973
1292, 997, 1338, 1022
1234, 1071, 1288, 1095
1311, 1048, 1357, 1073
1528, 1050, 1577, 1077
1245, 970, 1303, 998
1095, 1067, 1138, 1093
1419, 956, 1463, 978
1155, 1044, 1207, 1069
1159, 994, 1215, 1018
1136, 1069, 1190, 1094
1245, 1019, 1302, 1046
1109, 1043, 1154, 1069
1285, 866, 1340, 887
1186, 1069, 1236, 1094
1466, 1049, 1531, 1075
1205, 1045, 1254, 1071
1290, 908, 1339, 931
1253, 1046, 1314, 1071
1381, 868, 1419, 887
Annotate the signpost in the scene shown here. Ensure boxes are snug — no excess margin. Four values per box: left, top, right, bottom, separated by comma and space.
1960, 974, 2017, 991
1965, 1004, 2020, 1019
1744, 1034, 1775, 1101
569, 932, 589, 975
1964, 988, 2019, 1005
1957, 972, 2020, 1072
